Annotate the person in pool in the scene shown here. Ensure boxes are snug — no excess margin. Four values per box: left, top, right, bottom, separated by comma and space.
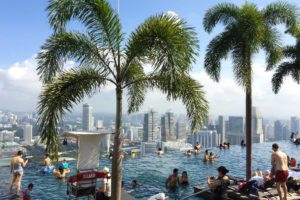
43, 153, 52, 173
53, 166, 68, 179
185, 149, 192, 156
209, 152, 217, 162
179, 171, 189, 186
130, 180, 143, 187
61, 159, 70, 170
166, 168, 179, 188
9, 151, 28, 194
207, 166, 230, 200
23, 183, 33, 200
203, 149, 209, 162
156, 148, 164, 155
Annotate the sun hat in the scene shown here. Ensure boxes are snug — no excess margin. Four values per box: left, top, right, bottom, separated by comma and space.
265, 170, 271, 175
102, 167, 110, 173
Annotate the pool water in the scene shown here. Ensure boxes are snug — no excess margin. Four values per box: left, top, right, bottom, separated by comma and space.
0, 141, 299, 200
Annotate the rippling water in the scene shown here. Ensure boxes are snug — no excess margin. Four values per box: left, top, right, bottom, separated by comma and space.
0, 141, 299, 200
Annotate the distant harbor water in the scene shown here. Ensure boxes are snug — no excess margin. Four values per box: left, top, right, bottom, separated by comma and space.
0, 141, 299, 199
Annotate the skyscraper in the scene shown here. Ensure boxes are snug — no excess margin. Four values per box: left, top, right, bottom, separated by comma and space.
217, 115, 226, 144
274, 120, 284, 141
252, 107, 264, 143
161, 112, 175, 142
227, 116, 244, 145
291, 116, 300, 134
23, 124, 32, 144
82, 104, 94, 131
143, 109, 159, 142
176, 121, 186, 141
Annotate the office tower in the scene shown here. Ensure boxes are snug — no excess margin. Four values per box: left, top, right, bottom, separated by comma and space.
23, 124, 32, 144
82, 104, 93, 131
252, 107, 264, 143
274, 120, 284, 141
217, 115, 226, 144
265, 124, 274, 141
143, 109, 159, 142
161, 112, 175, 142
176, 121, 186, 141
193, 130, 218, 148
291, 116, 300, 134
227, 116, 244, 145
96, 120, 104, 129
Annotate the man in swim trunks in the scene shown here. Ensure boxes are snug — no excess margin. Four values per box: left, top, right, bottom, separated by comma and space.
43, 154, 52, 173
271, 143, 288, 200
166, 168, 179, 188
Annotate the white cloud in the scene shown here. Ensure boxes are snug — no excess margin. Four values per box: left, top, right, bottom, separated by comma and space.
1, 56, 300, 119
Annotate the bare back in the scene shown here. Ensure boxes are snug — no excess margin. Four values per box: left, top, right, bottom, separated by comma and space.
271, 150, 288, 171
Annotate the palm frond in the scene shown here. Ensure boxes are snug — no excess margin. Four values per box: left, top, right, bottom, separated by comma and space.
203, 3, 239, 33
124, 13, 199, 76
146, 74, 208, 131
204, 27, 236, 81
37, 31, 111, 83
124, 61, 147, 113
272, 62, 297, 93
37, 67, 108, 159
48, 0, 123, 63
263, 26, 282, 70
263, 1, 298, 28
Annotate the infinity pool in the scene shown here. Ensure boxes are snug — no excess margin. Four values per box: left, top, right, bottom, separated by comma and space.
0, 141, 299, 200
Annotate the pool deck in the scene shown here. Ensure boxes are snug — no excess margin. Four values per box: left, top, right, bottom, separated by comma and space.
122, 191, 136, 200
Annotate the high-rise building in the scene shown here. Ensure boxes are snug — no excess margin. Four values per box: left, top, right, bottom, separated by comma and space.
193, 130, 218, 148
265, 124, 274, 141
96, 120, 104, 129
82, 104, 94, 131
291, 116, 300, 134
217, 115, 226, 144
143, 109, 159, 142
274, 120, 284, 141
252, 107, 264, 143
176, 121, 186, 141
227, 116, 244, 145
23, 124, 32, 144
161, 112, 175, 142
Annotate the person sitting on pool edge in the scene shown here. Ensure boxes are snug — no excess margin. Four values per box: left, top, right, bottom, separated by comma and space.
179, 171, 189, 186
156, 148, 164, 155
166, 168, 179, 188
207, 166, 230, 200
23, 183, 33, 200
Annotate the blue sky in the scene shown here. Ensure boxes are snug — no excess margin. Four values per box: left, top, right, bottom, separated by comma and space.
0, 0, 300, 118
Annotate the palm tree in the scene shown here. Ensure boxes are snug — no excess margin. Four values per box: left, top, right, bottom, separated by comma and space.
272, 31, 300, 93
37, 0, 208, 199
203, 2, 297, 180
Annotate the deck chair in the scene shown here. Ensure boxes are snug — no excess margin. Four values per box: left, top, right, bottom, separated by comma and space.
67, 171, 107, 199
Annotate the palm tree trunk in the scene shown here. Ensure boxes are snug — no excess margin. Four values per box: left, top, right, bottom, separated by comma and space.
245, 80, 252, 180
111, 86, 123, 200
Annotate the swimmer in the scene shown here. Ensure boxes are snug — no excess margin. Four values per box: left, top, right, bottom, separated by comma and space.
203, 149, 209, 162
9, 151, 28, 194
166, 168, 179, 188
53, 166, 69, 179
185, 150, 192, 156
130, 180, 143, 187
156, 148, 164, 155
61, 159, 69, 171
179, 171, 189, 186
43, 153, 52, 173
209, 152, 216, 162
23, 183, 33, 200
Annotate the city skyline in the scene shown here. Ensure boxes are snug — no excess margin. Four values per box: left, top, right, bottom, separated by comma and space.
1, 0, 300, 118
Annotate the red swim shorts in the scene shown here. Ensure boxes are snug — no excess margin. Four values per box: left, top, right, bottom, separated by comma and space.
275, 170, 289, 182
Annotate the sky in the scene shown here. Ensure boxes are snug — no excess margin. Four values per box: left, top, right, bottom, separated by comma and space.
0, 0, 300, 118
